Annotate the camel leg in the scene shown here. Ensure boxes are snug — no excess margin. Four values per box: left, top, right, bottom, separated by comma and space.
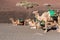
57, 16, 60, 32
41, 18, 48, 33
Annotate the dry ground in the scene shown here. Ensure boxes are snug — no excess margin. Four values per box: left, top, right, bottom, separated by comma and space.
0, 23, 60, 40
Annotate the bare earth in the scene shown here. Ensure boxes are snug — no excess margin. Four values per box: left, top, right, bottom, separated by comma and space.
0, 23, 60, 40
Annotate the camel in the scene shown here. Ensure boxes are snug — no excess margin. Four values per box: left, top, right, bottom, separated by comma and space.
9, 18, 23, 26
24, 18, 40, 29
33, 11, 49, 32
32, 10, 59, 33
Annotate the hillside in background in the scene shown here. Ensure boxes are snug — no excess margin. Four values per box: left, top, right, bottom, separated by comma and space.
0, 0, 60, 23
0, 0, 60, 11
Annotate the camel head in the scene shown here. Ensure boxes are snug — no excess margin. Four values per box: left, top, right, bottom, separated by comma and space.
9, 18, 14, 21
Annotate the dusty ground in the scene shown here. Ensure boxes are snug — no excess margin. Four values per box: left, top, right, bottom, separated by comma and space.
0, 23, 60, 40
